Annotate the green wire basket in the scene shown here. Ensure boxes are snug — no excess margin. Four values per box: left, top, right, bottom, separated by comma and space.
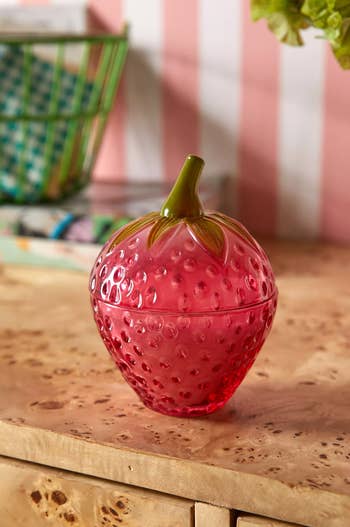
0, 29, 128, 204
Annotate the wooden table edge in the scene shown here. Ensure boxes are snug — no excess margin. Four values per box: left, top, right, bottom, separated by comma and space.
0, 421, 348, 527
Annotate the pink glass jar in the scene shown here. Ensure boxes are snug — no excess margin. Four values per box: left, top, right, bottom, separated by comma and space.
90, 155, 278, 417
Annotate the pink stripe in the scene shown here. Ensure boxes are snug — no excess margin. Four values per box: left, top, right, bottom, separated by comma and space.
321, 49, 350, 242
162, 0, 199, 181
89, 0, 126, 182
237, 3, 280, 236
88, 0, 123, 32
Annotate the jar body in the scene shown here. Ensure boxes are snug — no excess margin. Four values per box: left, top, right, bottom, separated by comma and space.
92, 292, 277, 417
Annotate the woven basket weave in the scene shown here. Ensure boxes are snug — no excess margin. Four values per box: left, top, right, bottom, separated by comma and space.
0, 30, 128, 203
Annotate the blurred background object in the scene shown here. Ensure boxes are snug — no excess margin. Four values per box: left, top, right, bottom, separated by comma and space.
251, 0, 350, 69
0, 173, 228, 270
0, 5, 128, 203
0, 173, 227, 243
0, 1, 350, 242
88, 0, 350, 242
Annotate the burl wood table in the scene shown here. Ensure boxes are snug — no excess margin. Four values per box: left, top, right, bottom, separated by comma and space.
1, 242, 350, 527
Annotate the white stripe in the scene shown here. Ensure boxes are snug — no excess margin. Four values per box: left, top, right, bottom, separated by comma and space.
123, 0, 162, 182
278, 29, 325, 239
0, 1, 19, 6
0, 2, 86, 32
51, 0, 86, 4
199, 0, 241, 214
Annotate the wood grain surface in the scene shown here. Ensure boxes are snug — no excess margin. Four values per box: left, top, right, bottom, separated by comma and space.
1, 242, 350, 527
237, 514, 298, 526
194, 502, 231, 526
0, 456, 193, 527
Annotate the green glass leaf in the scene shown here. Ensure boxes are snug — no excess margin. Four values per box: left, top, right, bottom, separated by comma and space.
210, 212, 260, 253
108, 212, 159, 251
147, 216, 181, 248
187, 216, 225, 259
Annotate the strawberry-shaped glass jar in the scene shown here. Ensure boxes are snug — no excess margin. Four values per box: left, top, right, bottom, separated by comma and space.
90, 155, 277, 417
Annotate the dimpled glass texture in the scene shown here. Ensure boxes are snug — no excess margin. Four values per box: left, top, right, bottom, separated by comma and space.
90, 222, 277, 417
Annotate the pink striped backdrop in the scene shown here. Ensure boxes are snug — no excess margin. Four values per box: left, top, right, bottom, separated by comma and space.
238, 1, 279, 236
12, 1, 350, 240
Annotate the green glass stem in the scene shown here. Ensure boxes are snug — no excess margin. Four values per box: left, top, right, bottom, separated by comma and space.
161, 154, 205, 219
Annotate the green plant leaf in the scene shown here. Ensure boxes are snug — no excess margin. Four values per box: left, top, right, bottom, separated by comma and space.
147, 216, 181, 248
251, 0, 309, 46
187, 216, 226, 259
333, 21, 350, 67
108, 212, 159, 251
301, 0, 350, 68
251, 0, 350, 68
